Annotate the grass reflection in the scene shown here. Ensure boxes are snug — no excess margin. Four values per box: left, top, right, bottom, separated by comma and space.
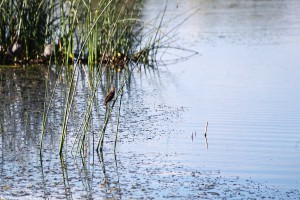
0, 2, 199, 198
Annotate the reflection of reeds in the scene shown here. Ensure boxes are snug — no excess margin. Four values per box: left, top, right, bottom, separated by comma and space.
96, 65, 132, 152
59, 156, 73, 199
114, 87, 123, 153
53, 2, 175, 156
28, 1, 201, 158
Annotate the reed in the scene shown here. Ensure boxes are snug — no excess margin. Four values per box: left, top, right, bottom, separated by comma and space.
0, 0, 48, 62
1, 0, 193, 158
1, 0, 166, 66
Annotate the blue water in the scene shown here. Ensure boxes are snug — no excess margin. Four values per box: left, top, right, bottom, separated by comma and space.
1, 0, 300, 199
128, 0, 300, 190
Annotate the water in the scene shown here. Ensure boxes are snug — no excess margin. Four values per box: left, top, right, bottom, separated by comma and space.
1, 0, 300, 199
120, 0, 300, 196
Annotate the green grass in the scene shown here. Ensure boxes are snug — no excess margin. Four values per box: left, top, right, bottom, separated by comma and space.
0, 0, 154, 66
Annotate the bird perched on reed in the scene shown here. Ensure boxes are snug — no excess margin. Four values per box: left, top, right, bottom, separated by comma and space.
104, 86, 115, 106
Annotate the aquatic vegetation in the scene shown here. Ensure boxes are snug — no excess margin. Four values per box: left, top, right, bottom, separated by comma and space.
0, 0, 197, 159
0, 0, 160, 66
28, 0, 174, 158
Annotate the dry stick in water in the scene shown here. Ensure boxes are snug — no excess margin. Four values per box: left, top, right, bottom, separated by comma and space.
204, 121, 208, 149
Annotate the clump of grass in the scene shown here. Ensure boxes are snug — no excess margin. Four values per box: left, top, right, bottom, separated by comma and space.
35, 0, 147, 156
0, 0, 48, 63
0, 0, 164, 67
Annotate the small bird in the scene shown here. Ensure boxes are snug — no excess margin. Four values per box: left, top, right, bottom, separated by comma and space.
43, 39, 63, 59
43, 43, 53, 58
104, 86, 115, 106
7, 35, 22, 58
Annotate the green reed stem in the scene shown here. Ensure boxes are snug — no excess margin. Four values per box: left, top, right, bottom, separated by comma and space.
40, 65, 63, 156
60, 0, 113, 156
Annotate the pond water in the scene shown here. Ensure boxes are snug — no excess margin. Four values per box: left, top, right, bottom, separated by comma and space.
1, 0, 300, 199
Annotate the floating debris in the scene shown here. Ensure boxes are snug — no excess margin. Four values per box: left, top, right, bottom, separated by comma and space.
204, 121, 208, 137
204, 121, 208, 149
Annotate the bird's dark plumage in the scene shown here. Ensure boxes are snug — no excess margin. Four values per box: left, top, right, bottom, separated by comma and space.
104, 86, 115, 106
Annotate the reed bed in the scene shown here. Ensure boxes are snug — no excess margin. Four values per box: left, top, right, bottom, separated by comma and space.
12, 0, 170, 159
0, 0, 153, 66
1, 0, 195, 159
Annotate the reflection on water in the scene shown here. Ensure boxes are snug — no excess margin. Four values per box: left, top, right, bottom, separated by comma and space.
142, 0, 300, 189
1, 0, 300, 199
0, 66, 46, 158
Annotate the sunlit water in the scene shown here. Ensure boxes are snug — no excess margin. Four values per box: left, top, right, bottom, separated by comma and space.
121, 0, 300, 197
1, 0, 300, 199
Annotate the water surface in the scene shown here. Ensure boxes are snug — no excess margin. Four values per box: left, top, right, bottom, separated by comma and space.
1, 0, 300, 199
125, 0, 300, 195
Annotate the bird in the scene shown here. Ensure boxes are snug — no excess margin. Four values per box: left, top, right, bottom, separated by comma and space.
7, 35, 22, 58
104, 86, 115, 106
43, 39, 63, 59
43, 43, 53, 58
